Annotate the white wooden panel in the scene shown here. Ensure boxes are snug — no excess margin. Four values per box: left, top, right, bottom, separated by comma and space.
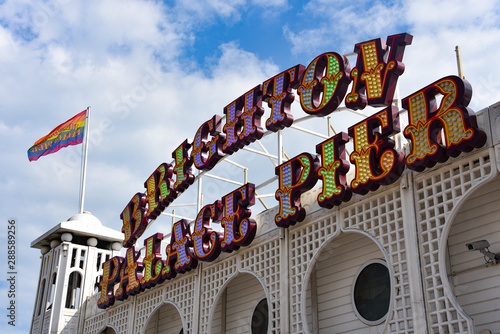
211, 273, 266, 334
210, 297, 222, 334
447, 177, 500, 334
227, 274, 265, 333
143, 303, 183, 334
306, 232, 387, 334
144, 309, 158, 333
157, 303, 183, 334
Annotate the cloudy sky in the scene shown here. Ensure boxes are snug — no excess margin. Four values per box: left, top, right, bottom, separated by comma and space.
1, 0, 500, 332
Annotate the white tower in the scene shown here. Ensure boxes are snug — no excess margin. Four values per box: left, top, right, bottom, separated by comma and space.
29, 212, 123, 334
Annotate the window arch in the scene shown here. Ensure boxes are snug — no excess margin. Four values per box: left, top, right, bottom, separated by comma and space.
47, 273, 57, 311
305, 232, 390, 332
143, 302, 183, 334
100, 327, 117, 334
210, 273, 267, 333
37, 279, 46, 316
65, 271, 82, 309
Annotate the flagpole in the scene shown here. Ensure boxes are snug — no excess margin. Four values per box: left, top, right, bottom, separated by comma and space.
79, 106, 90, 214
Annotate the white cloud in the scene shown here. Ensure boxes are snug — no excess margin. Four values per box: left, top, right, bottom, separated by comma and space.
405, 0, 498, 30
399, 0, 500, 108
0, 26, 18, 61
283, 25, 327, 55
251, 0, 288, 7
285, 0, 405, 55
211, 42, 278, 79
0, 121, 23, 136
0, 1, 281, 330
172, 0, 246, 26
282, 0, 500, 109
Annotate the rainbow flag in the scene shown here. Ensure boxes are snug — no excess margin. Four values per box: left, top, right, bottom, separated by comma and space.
27, 110, 87, 162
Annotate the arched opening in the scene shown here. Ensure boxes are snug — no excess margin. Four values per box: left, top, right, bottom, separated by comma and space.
305, 232, 391, 333
210, 273, 268, 333
99, 327, 117, 334
446, 177, 500, 333
143, 302, 183, 334
37, 279, 46, 316
47, 273, 57, 311
65, 271, 82, 309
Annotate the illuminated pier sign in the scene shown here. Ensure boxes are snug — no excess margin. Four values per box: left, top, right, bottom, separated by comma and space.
98, 33, 486, 308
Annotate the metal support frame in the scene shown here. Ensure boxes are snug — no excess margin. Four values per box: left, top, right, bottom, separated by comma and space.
149, 77, 406, 244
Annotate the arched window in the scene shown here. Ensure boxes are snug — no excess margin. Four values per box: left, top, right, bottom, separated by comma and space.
47, 273, 57, 311
94, 275, 101, 294
251, 298, 269, 334
65, 271, 82, 309
37, 279, 46, 316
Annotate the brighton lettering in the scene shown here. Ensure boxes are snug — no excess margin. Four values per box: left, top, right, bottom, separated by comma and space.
98, 33, 487, 308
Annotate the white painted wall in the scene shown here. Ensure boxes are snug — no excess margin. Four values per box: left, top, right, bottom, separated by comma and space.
144, 303, 183, 334
306, 232, 387, 334
211, 273, 266, 334
447, 177, 500, 334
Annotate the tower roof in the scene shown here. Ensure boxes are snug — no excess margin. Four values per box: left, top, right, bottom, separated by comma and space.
30, 211, 123, 249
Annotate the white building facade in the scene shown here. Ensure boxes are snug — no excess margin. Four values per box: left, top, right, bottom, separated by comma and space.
30, 213, 123, 334
30, 102, 500, 334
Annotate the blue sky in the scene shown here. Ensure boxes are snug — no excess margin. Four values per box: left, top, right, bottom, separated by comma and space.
1, 0, 500, 332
